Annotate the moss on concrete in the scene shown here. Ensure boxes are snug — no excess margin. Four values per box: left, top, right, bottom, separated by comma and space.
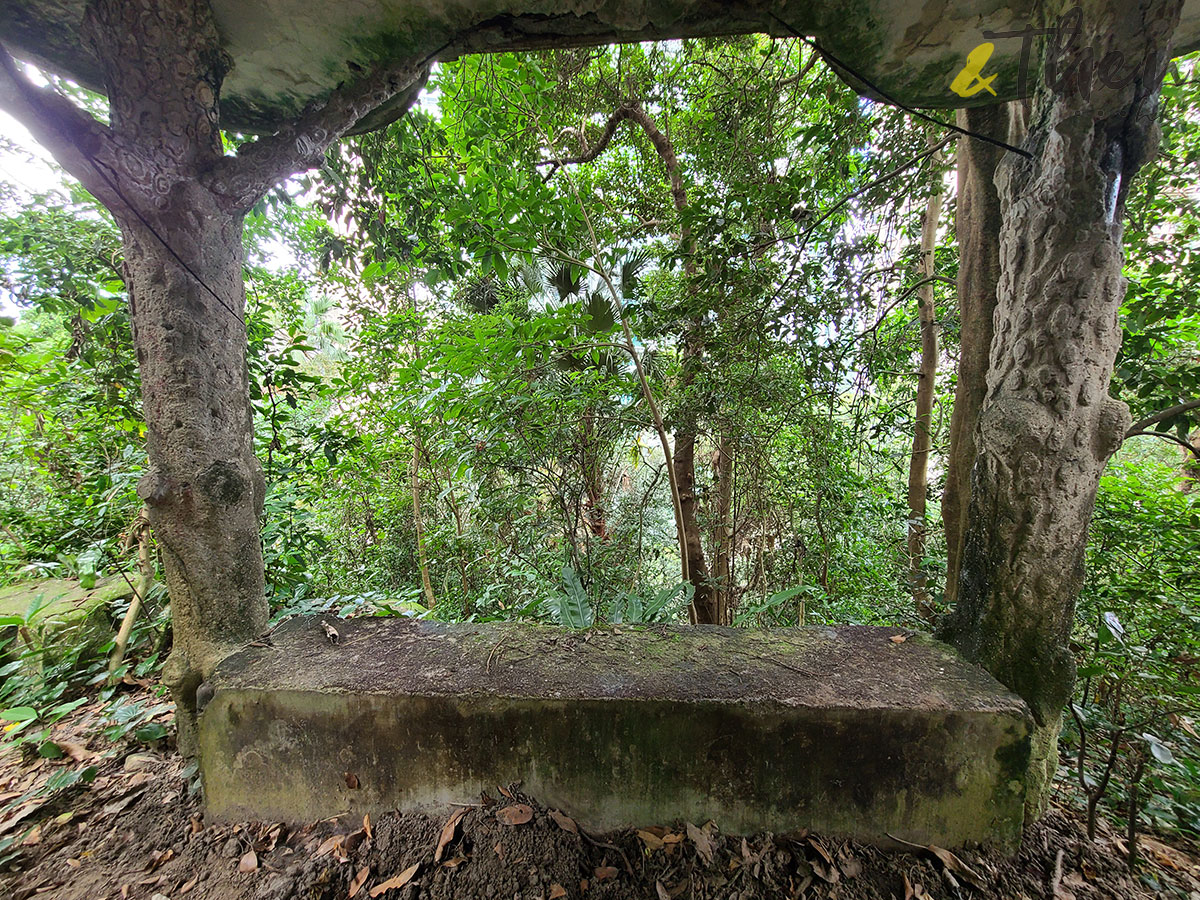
201, 618, 1032, 848
9, 0, 1199, 133
0, 576, 132, 666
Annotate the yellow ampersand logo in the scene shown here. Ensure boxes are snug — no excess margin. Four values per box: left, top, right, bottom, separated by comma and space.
950, 42, 999, 97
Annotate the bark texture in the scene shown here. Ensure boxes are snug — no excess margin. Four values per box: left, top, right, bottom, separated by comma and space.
940, 0, 1184, 819
941, 104, 1025, 608
81, 0, 266, 754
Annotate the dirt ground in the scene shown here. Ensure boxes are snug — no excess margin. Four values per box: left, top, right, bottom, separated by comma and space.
2, 689, 1198, 900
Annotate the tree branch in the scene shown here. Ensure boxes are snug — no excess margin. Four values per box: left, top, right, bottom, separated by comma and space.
537, 103, 637, 179
1124, 430, 1200, 459
0, 43, 119, 207
1126, 399, 1200, 436
538, 101, 689, 218
755, 134, 956, 255
205, 60, 432, 213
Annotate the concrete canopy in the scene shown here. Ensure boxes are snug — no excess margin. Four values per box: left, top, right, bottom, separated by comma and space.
5, 0, 1200, 135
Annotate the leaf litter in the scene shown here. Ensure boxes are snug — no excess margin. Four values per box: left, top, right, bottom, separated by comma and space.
1, 699, 1197, 900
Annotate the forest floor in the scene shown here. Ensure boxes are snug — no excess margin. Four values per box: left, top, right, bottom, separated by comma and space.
1, 682, 1198, 900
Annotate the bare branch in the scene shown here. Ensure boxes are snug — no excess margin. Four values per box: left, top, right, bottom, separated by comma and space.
537, 103, 636, 179
1126, 399, 1200, 436
1124, 430, 1200, 459
205, 60, 432, 213
0, 43, 119, 207
755, 134, 956, 255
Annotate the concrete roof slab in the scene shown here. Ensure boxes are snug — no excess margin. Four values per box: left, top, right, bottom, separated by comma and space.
4, 1, 1200, 133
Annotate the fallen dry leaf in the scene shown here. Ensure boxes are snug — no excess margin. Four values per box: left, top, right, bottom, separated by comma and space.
838, 852, 863, 879
67, 858, 81, 868
927, 844, 985, 890
363, 813, 373, 842
369, 862, 420, 897
255, 824, 282, 853
55, 740, 93, 762
349, 865, 370, 898
593, 865, 618, 882
189, 814, 204, 835
344, 772, 360, 790
888, 833, 984, 891
890, 634, 907, 644
686, 822, 714, 865
498, 785, 514, 799
810, 855, 839, 884
638, 829, 665, 851
180, 875, 199, 894
148, 848, 174, 871
493, 842, 504, 862
549, 884, 567, 899
655, 881, 671, 900
315, 835, 343, 857
237, 850, 258, 873
808, 837, 834, 865
548, 809, 577, 834
441, 856, 466, 869
435, 807, 469, 862
496, 804, 533, 826
1142, 836, 1188, 870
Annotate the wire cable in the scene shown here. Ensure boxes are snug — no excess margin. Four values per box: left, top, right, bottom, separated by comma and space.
768, 13, 1034, 160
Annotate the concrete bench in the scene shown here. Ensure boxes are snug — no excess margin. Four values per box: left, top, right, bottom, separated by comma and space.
198, 618, 1031, 847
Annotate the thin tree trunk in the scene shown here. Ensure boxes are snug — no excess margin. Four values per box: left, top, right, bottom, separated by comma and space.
411, 436, 436, 609
941, 0, 1183, 822
1185, 430, 1200, 491
408, 285, 436, 609
907, 153, 943, 622
942, 103, 1027, 608
543, 100, 717, 621
555, 185, 690, 598
580, 409, 609, 539
622, 103, 716, 623
108, 505, 154, 680
442, 468, 473, 607
711, 435, 735, 623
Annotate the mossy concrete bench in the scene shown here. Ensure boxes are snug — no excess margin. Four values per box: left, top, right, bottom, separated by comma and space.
0, 576, 132, 667
198, 618, 1031, 847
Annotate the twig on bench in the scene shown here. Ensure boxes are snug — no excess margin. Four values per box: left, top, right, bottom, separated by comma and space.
486, 635, 511, 675
729, 648, 822, 677
755, 655, 821, 676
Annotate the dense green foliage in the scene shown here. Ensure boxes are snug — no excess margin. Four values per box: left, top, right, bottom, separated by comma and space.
0, 42, 1197, 843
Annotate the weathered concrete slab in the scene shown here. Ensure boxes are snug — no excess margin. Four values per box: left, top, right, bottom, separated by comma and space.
0, 576, 131, 665
199, 619, 1031, 847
